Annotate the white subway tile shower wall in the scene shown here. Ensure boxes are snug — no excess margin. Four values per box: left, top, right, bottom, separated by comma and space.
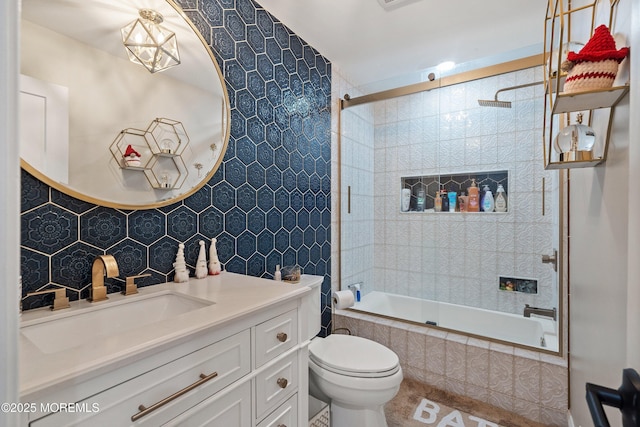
370, 67, 560, 315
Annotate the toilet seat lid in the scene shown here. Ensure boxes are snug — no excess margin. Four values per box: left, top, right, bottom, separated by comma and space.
309, 335, 399, 377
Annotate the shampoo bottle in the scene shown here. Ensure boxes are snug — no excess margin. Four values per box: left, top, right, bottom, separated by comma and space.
495, 184, 508, 212
274, 265, 281, 281
441, 190, 449, 212
416, 187, 426, 211
467, 179, 479, 212
482, 186, 495, 212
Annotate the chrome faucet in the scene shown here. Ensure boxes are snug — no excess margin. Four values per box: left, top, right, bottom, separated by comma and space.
90, 255, 119, 302
524, 304, 556, 321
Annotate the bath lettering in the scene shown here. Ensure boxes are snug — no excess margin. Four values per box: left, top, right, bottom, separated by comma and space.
413, 398, 499, 427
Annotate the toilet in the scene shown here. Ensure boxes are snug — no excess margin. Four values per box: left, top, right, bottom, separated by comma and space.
304, 279, 403, 427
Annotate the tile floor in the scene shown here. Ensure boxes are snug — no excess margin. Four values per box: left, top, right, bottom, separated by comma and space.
386, 378, 554, 427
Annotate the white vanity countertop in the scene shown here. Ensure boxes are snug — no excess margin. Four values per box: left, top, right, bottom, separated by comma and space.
20, 272, 322, 399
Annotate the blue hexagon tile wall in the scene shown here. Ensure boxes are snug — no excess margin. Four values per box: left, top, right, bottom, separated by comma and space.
20, 0, 333, 336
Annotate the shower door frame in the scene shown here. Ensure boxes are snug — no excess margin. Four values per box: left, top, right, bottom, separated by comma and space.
336, 54, 567, 356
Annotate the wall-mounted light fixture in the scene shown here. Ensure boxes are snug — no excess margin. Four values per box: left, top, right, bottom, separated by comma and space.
121, 9, 180, 74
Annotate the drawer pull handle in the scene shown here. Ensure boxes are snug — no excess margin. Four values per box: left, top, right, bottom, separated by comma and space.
131, 371, 218, 421
277, 425, 287, 427
277, 332, 287, 342
277, 377, 288, 389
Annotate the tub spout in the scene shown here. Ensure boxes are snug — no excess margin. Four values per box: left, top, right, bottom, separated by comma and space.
524, 304, 556, 321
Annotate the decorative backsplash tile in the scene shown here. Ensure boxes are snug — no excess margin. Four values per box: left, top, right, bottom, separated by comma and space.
20, 0, 333, 335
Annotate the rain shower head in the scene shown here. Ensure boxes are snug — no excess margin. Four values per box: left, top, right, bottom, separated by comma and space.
477, 81, 544, 108
478, 98, 512, 108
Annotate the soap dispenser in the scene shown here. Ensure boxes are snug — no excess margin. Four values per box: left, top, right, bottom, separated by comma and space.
467, 179, 479, 212
495, 184, 508, 212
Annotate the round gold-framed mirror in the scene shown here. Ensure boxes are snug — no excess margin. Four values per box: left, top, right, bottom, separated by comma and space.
20, 0, 230, 209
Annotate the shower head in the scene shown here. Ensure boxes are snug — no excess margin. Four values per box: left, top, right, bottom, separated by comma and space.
478, 98, 512, 108
477, 81, 544, 108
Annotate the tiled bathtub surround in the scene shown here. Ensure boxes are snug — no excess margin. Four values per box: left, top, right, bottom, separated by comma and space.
20, 0, 333, 334
341, 67, 560, 316
335, 311, 568, 426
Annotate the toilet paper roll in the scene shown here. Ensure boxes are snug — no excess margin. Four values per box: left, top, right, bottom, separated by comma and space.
332, 290, 355, 309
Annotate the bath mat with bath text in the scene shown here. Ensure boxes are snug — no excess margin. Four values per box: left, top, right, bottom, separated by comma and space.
385, 378, 546, 427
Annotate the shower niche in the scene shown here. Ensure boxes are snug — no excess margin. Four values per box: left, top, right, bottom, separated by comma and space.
401, 170, 508, 212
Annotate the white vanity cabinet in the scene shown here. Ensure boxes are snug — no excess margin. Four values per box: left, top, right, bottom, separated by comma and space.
21, 275, 322, 427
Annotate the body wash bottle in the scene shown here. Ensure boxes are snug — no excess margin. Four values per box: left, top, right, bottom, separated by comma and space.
482, 186, 495, 212
495, 184, 508, 212
434, 191, 442, 212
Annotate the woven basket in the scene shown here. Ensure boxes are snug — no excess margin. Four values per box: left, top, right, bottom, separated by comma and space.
563, 59, 619, 93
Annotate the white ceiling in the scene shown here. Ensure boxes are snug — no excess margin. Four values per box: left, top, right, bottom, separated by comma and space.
255, 0, 547, 89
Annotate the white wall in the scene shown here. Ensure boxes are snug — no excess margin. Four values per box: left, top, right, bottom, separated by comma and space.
0, 0, 21, 425
626, 0, 640, 372
568, 1, 638, 425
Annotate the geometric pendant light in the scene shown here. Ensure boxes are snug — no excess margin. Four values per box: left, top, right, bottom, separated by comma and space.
121, 9, 180, 74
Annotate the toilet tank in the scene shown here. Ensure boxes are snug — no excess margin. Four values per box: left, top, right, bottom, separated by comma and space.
300, 275, 323, 340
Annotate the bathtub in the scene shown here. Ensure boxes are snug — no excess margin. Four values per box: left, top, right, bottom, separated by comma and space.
351, 291, 558, 351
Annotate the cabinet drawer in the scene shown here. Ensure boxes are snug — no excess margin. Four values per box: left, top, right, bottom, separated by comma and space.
163, 381, 252, 427
257, 394, 298, 427
255, 352, 298, 420
30, 330, 250, 427
255, 309, 298, 367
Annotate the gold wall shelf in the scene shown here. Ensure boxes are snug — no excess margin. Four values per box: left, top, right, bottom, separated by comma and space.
545, 158, 605, 170
542, 0, 629, 170
110, 118, 190, 189
552, 85, 629, 114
